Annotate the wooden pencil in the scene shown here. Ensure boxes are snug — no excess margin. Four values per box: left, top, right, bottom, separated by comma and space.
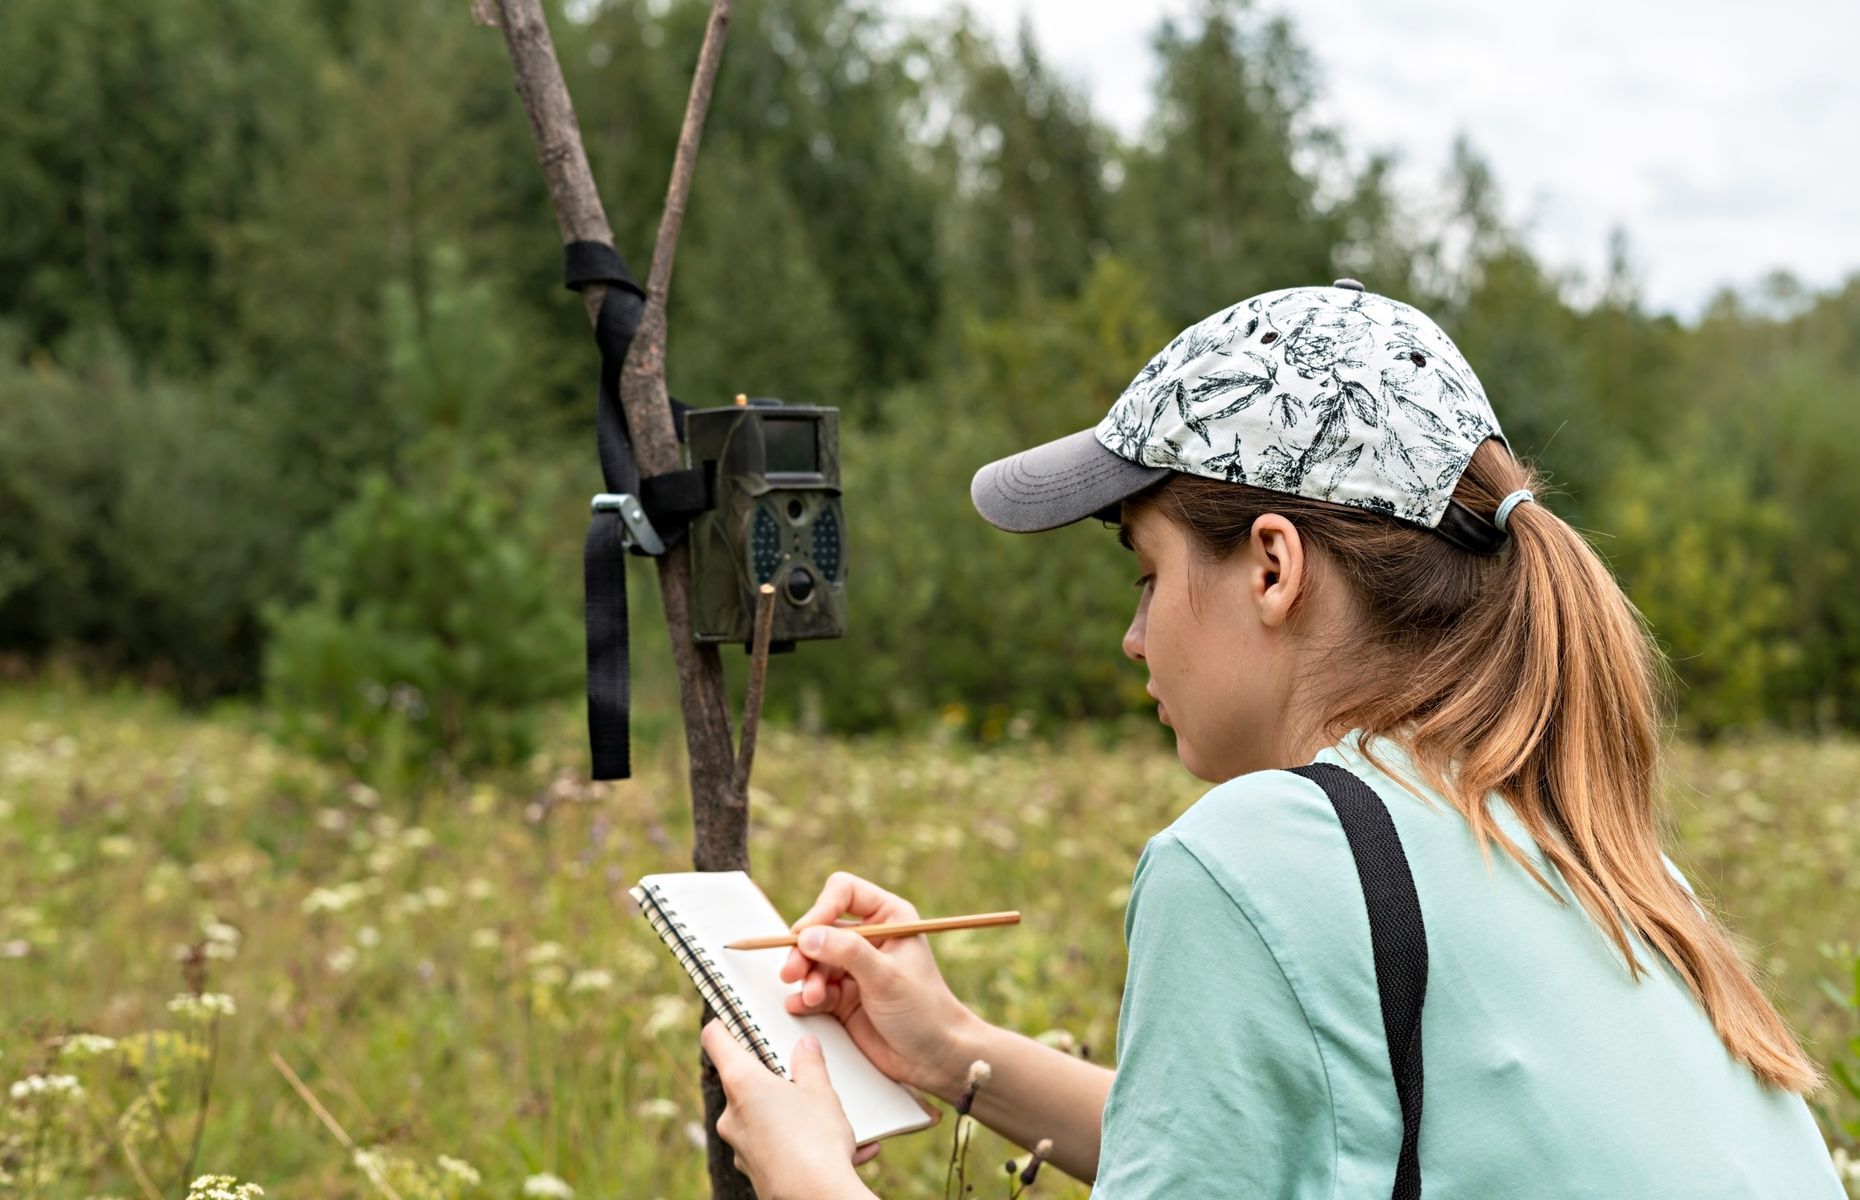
723, 910, 1020, 951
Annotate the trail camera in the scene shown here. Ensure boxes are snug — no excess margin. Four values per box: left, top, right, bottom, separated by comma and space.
684, 398, 846, 648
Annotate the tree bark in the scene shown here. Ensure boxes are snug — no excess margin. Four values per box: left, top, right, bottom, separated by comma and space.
484, 2, 751, 1197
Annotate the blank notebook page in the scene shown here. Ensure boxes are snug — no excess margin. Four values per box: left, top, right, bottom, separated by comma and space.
631, 870, 937, 1145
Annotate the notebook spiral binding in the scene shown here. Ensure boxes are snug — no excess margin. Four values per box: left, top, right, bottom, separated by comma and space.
636, 883, 786, 1077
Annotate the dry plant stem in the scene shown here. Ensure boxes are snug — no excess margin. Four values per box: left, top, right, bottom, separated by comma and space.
80, 1099, 161, 1200
181, 1020, 220, 1188
116, 1132, 162, 1200
121, 1059, 186, 1180
484, 1, 749, 1195
269, 1051, 407, 1200
736, 583, 778, 786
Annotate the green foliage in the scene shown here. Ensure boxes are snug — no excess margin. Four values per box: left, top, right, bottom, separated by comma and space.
774, 258, 1173, 734
0, 0, 321, 370
930, 16, 1112, 318
0, 333, 307, 695
1114, 0, 1342, 329
263, 258, 579, 783
3, 0, 1860, 742
1603, 436, 1801, 735
1819, 946, 1860, 1150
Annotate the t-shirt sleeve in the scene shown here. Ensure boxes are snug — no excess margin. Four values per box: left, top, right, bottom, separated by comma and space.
1093, 831, 1334, 1199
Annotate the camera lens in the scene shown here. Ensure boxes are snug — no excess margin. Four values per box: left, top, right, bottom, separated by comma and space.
784, 566, 816, 605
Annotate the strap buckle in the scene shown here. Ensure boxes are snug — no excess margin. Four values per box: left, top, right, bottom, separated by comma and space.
591, 493, 666, 555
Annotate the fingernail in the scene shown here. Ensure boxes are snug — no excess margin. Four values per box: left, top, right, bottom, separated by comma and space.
798, 1035, 819, 1053
800, 927, 825, 953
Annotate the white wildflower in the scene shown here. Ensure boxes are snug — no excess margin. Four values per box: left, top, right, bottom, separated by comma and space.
463, 877, 495, 902
315, 807, 349, 831
200, 917, 242, 960
401, 826, 435, 850
98, 833, 137, 859
469, 927, 501, 952
0, 940, 29, 959
524, 942, 566, 967
302, 883, 366, 915
966, 1060, 992, 1088
633, 1097, 679, 1120
643, 995, 692, 1037
436, 1154, 481, 1186
357, 925, 380, 948
353, 1148, 391, 1188
567, 969, 614, 995
9, 1073, 83, 1102
58, 1033, 118, 1060
522, 1172, 574, 1198
186, 1174, 264, 1200
420, 885, 452, 909
326, 946, 359, 974
168, 992, 236, 1023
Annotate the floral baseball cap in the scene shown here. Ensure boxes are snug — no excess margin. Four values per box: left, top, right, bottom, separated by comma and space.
970, 280, 1511, 549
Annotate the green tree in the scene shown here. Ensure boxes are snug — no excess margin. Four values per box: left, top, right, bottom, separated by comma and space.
930, 16, 1112, 319
1114, 0, 1340, 329
573, 0, 945, 410
773, 258, 1173, 733
0, 0, 321, 370
0, 332, 305, 694
264, 253, 580, 781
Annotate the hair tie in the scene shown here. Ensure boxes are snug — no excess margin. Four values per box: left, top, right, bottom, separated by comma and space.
1493, 489, 1534, 534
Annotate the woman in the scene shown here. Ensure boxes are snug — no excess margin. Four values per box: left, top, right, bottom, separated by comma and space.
700, 281, 1845, 1198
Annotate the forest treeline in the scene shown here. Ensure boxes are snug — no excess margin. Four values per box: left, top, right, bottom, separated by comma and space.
3, 0, 1858, 771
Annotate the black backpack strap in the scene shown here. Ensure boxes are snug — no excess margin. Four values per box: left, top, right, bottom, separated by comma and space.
1288, 762, 1428, 1200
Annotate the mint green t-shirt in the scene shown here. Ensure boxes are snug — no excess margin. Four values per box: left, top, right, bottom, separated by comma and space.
1093, 732, 1842, 1198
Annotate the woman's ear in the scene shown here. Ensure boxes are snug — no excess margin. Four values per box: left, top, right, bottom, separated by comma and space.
1247, 513, 1305, 628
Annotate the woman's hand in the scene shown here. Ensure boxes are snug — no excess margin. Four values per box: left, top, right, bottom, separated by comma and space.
782, 871, 982, 1101
701, 1020, 877, 1200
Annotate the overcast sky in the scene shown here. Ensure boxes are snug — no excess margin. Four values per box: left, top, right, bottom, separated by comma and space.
890, 0, 1860, 319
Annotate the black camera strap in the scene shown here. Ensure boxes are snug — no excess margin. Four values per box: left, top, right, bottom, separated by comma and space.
1287, 762, 1429, 1200
564, 241, 712, 781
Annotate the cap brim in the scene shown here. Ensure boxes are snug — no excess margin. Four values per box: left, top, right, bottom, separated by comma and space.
970, 428, 1171, 533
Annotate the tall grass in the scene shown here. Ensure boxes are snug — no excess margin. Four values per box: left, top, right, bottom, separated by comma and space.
1, 681, 1854, 1196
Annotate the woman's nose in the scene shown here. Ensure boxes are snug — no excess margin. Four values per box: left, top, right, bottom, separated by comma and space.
1123, 605, 1146, 663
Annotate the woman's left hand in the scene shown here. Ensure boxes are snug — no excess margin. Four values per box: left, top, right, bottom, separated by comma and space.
701, 1019, 882, 1200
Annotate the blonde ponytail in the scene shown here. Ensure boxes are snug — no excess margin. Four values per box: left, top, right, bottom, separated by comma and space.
1129, 439, 1820, 1093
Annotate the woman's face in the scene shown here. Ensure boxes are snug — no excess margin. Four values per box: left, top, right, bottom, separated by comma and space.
1119, 503, 1328, 782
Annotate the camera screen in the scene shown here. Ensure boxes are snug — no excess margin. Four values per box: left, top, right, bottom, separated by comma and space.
762, 416, 818, 474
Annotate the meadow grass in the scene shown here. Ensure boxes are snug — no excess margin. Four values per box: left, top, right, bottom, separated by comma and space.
1, 680, 1855, 1197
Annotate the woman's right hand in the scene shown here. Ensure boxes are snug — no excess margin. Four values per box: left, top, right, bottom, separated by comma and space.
781, 871, 981, 1101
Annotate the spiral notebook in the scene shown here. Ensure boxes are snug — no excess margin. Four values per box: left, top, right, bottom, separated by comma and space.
629, 870, 940, 1145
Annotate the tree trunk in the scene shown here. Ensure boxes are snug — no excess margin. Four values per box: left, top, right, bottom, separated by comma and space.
481, 2, 752, 1196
